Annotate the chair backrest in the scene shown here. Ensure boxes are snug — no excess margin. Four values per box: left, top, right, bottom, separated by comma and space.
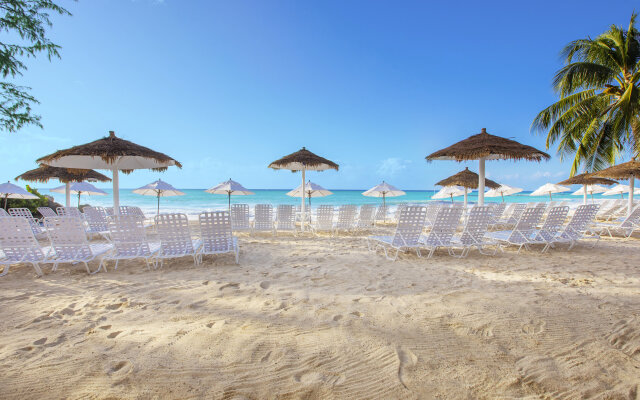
357, 204, 376, 228
0, 208, 8, 217
563, 204, 600, 239
253, 204, 273, 231
275, 205, 296, 230
394, 203, 409, 221
108, 215, 151, 257
105, 207, 115, 216
155, 213, 194, 255
425, 203, 442, 226
489, 202, 507, 223
0, 217, 45, 263
9, 208, 43, 236
230, 204, 250, 230
619, 204, 640, 228
120, 206, 145, 218
199, 211, 234, 252
458, 206, 493, 245
391, 205, 428, 247
536, 206, 570, 241
335, 205, 357, 229
513, 206, 546, 231
37, 207, 57, 218
83, 206, 109, 233
314, 205, 334, 231
506, 203, 527, 223
56, 207, 82, 218
375, 205, 387, 221
422, 205, 464, 246
44, 216, 94, 259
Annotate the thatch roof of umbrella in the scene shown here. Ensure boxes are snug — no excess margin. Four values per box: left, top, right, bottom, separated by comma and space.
268, 147, 339, 171
16, 165, 111, 183
426, 128, 550, 162
37, 131, 182, 174
591, 159, 640, 179
557, 172, 616, 186
436, 167, 500, 189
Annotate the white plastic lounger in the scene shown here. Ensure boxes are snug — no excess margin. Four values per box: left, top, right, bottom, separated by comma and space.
56, 206, 83, 218
334, 205, 357, 234
8, 208, 46, 239
275, 204, 296, 235
42, 216, 112, 274
491, 203, 526, 229
197, 211, 239, 264
252, 204, 274, 234
356, 204, 376, 231
529, 206, 570, 252
230, 204, 251, 232
311, 205, 334, 234
554, 204, 600, 249
449, 206, 497, 258
37, 207, 57, 218
595, 204, 640, 239
0, 217, 45, 276
82, 206, 110, 239
98, 215, 160, 272
418, 205, 465, 258
367, 205, 427, 261
488, 206, 546, 253
154, 213, 200, 267
374, 205, 387, 223
424, 203, 442, 229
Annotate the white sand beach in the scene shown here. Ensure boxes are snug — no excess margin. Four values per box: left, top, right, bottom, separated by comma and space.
1, 230, 639, 399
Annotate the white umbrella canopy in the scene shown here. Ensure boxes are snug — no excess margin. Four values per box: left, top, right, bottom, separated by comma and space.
432, 186, 466, 202
51, 181, 107, 207
287, 180, 332, 207
134, 179, 185, 216
530, 183, 570, 200
205, 179, 254, 211
0, 181, 39, 209
602, 184, 640, 198
485, 184, 523, 202
37, 131, 181, 215
363, 181, 405, 209
572, 184, 608, 204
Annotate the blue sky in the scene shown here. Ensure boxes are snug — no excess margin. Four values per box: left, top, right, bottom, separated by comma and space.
1, 0, 637, 190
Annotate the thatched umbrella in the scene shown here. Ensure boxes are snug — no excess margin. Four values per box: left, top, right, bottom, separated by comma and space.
558, 173, 616, 205
37, 131, 181, 215
16, 165, 111, 207
592, 159, 640, 216
269, 147, 339, 232
426, 128, 550, 205
435, 167, 500, 207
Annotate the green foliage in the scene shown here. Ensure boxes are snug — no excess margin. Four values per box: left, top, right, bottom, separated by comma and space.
0, 0, 71, 132
3, 184, 60, 215
531, 14, 640, 175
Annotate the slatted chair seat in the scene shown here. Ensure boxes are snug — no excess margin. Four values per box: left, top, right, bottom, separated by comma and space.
155, 213, 200, 267
311, 205, 334, 234
98, 215, 160, 272
197, 211, 239, 264
367, 205, 428, 261
418, 205, 465, 258
230, 204, 251, 231
487, 206, 546, 252
0, 217, 45, 276
449, 205, 497, 258
8, 208, 46, 239
275, 205, 296, 235
333, 205, 357, 234
252, 204, 274, 234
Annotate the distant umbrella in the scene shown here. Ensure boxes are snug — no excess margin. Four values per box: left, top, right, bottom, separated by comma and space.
530, 183, 570, 201
51, 181, 107, 208
0, 181, 38, 209
484, 184, 523, 202
426, 128, 549, 205
287, 180, 332, 208
432, 186, 466, 202
602, 183, 640, 198
571, 184, 608, 204
269, 147, 339, 232
134, 179, 185, 216
592, 159, 640, 216
436, 167, 500, 207
558, 172, 616, 205
205, 179, 254, 211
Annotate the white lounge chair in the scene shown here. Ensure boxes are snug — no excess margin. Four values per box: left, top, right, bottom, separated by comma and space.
355, 204, 376, 231
311, 205, 334, 234
488, 206, 546, 253
105, 207, 115, 216
197, 211, 239, 264
491, 203, 526, 229
154, 213, 200, 267
56, 206, 83, 219
424, 203, 442, 229
8, 208, 46, 239
594, 203, 640, 239
367, 205, 427, 261
554, 204, 600, 249
334, 205, 357, 234
230, 204, 251, 232
418, 205, 465, 258
42, 216, 112, 274
82, 206, 110, 239
98, 215, 160, 272
529, 206, 570, 252
275, 204, 296, 235
0, 217, 45, 276
252, 204, 274, 234
0, 208, 9, 217
449, 205, 497, 258
37, 207, 57, 218
374, 205, 387, 223
487, 202, 507, 227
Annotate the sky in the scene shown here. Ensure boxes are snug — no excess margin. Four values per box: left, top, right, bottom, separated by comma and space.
1, 0, 638, 190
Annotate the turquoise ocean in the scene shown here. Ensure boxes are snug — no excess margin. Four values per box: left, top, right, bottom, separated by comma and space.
41, 188, 620, 218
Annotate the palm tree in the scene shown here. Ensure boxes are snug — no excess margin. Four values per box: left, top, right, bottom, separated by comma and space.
531, 14, 640, 175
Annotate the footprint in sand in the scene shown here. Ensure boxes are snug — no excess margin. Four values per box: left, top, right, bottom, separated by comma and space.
333, 315, 343, 322
219, 283, 239, 291
33, 338, 47, 345
202, 280, 210, 286
107, 331, 122, 339
396, 347, 418, 390
259, 281, 271, 289
107, 360, 133, 379
522, 319, 546, 335
19, 345, 34, 351
350, 311, 362, 317
99, 325, 112, 330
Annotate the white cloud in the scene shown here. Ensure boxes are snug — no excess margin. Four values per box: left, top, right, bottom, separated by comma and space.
376, 158, 411, 177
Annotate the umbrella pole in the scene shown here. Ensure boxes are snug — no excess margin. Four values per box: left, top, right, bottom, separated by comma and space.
478, 157, 485, 206
157, 192, 160, 217
3, 194, 7, 210
591, 192, 594, 203
228, 192, 231, 213
583, 184, 587, 205
112, 167, 120, 215
450, 194, 453, 203
78, 192, 81, 208
464, 187, 468, 208
549, 192, 552, 201
301, 168, 306, 231
383, 193, 386, 223
629, 175, 635, 217
65, 182, 71, 207
501, 193, 504, 202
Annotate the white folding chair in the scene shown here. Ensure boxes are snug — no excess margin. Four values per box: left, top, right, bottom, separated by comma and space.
529, 206, 570, 252
56, 206, 83, 219
0, 217, 45, 276
252, 204, 274, 234
311, 205, 334, 234
355, 204, 376, 231
418, 205, 465, 258
231, 204, 251, 232
367, 205, 427, 261
82, 206, 110, 239
424, 203, 442, 229
275, 204, 296, 235
8, 208, 46, 239
488, 206, 546, 253
333, 205, 357, 234
154, 213, 200, 267
197, 211, 239, 264
374, 205, 387, 224
595, 203, 640, 239
98, 215, 160, 272
491, 203, 526, 229
450, 206, 497, 258
554, 204, 600, 249
37, 207, 57, 218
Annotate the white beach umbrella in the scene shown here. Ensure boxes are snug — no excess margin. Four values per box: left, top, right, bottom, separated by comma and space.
0, 181, 38, 209
134, 179, 185, 216
432, 186, 466, 202
287, 180, 332, 207
484, 184, 523, 202
362, 181, 405, 208
602, 184, 640, 198
51, 181, 107, 208
571, 184, 608, 203
530, 183, 570, 200
205, 179, 254, 211
37, 131, 181, 215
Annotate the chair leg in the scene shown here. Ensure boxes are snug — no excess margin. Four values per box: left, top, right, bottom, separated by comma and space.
32, 263, 43, 277
0, 265, 9, 276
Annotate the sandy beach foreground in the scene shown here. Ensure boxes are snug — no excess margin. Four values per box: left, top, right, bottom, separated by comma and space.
1, 232, 639, 399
